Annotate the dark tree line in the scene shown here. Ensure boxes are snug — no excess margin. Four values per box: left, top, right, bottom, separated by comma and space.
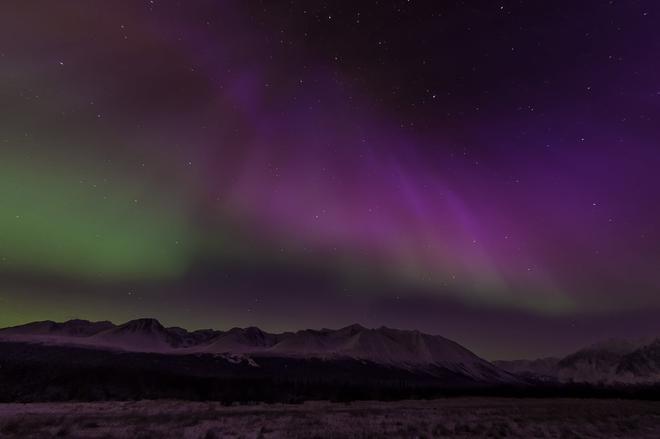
2, 342, 660, 403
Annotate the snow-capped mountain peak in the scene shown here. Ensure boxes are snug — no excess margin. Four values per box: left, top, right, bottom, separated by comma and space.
0, 318, 517, 383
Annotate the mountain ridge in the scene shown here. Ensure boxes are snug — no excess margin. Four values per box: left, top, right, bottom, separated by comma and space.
495, 336, 660, 384
0, 318, 516, 384
5, 319, 660, 388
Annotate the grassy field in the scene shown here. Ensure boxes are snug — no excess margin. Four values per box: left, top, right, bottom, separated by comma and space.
1, 398, 659, 438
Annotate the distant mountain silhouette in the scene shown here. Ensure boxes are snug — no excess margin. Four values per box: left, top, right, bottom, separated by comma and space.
0, 318, 515, 384
495, 337, 660, 384
4, 319, 660, 403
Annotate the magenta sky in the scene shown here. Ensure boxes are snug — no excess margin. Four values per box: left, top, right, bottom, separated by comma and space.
1, 0, 659, 359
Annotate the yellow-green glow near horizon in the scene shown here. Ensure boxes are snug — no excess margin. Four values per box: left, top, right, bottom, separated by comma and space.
0, 160, 194, 280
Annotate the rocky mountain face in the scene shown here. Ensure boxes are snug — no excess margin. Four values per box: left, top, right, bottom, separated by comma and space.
496, 337, 660, 384
493, 357, 560, 382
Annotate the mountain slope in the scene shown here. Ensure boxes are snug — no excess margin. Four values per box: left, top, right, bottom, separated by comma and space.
0, 318, 227, 353
0, 319, 114, 337
88, 318, 187, 352
497, 337, 660, 384
263, 325, 513, 382
493, 357, 559, 382
0, 318, 515, 384
190, 327, 280, 354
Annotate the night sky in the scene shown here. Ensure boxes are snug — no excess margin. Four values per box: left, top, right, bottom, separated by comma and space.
1, 0, 660, 360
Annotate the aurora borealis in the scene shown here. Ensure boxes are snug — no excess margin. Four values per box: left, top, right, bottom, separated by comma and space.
1, 0, 660, 359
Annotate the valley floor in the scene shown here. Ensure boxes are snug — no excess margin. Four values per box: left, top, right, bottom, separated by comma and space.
1, 397, 659, 438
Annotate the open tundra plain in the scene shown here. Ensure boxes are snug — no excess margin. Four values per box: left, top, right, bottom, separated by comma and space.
1, 398, 660, 439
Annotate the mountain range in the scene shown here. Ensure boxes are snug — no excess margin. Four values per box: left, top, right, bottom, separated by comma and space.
3, 318, 660, 389
0, 318, 516, 384
0, 318, 541, 402
0, 319, 515, 382
495, 337, 660, 384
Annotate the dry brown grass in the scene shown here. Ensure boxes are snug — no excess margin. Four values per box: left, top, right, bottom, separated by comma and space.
1, 398, 659, 438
